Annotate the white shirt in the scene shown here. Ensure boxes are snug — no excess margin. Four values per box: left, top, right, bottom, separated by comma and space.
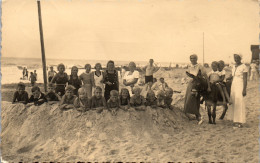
123, 71, 139, 83
207, 70, 220, 83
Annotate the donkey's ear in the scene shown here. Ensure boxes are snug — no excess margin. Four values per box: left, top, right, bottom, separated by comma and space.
186, 71, 195, 78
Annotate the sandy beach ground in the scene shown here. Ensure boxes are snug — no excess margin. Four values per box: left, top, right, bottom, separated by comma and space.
1, 69, 259, 162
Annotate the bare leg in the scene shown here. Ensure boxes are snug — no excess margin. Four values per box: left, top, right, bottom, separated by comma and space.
216, 84, 226, 104
223, 87, 232, 104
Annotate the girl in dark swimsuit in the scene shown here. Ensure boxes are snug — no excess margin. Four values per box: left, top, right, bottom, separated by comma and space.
51, 63, 69, 96
68, 66, 82, 95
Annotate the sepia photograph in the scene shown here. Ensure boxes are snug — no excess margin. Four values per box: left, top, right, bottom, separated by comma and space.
0, 0, 259, 162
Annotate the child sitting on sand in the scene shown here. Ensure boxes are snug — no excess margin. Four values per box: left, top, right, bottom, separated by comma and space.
107, 90, 120, 116
145, 90, 157, 108
29, 72, 36, 86
218, 60, 232, 104
207, 61, 227, 104
119, 88, 131, 110
68, 66, 82, 96
59, 85, 77, 110
74, 87, 91, 112
28, 86, 47, 106
130, 87, 146, 111
91, 86, 106, 113
45, 83, 61, 104
151, 77, 169, 96
12, 82, 29, 104
164, 87, 174, 110
79, 64, 95, 99
156, 90, 165, 108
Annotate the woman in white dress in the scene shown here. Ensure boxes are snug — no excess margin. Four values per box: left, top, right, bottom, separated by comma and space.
227, 54, 248, 128
93, 63, 104, 93
123, 62, 139, 96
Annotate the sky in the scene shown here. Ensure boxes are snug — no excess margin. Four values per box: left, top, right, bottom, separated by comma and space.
2, 0, 259, 63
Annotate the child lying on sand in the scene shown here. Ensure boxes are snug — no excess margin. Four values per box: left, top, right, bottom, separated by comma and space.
145, 90, 157, 108
107, 90, 120, 116
45, 83, 61, 104
164, 87, 174, 110
74, 87, 91, 112
91, 86, 106, 113
28, 86, 47, 106
12, 82, 29, 104
156, 90, 165, 108
130, 87, 146, 111
59, 85, 77, 110
119, 88, 130, 110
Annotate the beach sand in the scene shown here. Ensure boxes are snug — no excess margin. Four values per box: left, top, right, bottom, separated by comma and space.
1, 69, 259, 162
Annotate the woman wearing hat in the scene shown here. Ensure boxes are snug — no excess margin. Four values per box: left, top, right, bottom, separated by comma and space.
226, 54, 248, 128
51, 63, 69, 96
184, 54, 209, 125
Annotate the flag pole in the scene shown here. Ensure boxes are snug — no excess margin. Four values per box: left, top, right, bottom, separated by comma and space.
203, 32, 205, 65
37, 0, 47, 92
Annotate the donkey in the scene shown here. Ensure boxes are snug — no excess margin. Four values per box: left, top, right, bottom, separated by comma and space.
186, 70, 230, 124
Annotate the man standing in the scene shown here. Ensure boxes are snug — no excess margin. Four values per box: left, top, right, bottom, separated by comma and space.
143, 59, 160, 84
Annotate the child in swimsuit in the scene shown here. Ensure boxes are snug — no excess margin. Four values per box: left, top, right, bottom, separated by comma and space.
51, 63, 69, 96
12, 82, 29, 104
164, 87, 174, 110
107, 90, 120, 116
74, 87, 91, 112
145, 90, 157, 108
68, 66, 82, 95
29, 72, 36, 86
130, 87, 146, 111
91, 86, 107, 113
93, 63, 104, 93
119, 88, 130, 110
79, 64, 95, 99
59, 85, 77, 110
156, 90, 166, 108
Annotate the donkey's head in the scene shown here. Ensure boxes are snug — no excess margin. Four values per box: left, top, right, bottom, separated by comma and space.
186, 70, 208, 96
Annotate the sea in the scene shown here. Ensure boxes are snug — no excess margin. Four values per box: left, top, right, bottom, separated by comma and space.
1, 57, 188, 84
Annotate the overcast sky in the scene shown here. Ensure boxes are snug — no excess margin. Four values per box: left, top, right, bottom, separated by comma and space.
2, 0, 258, 63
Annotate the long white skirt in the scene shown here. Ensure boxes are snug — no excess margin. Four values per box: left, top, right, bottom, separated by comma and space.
226, 78, 246, 123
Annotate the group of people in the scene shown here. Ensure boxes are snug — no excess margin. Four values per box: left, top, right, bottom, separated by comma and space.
22, 67, 38, 86
14, 55, 255, 127
184, 54, 250, 129
13, 59, 175, 115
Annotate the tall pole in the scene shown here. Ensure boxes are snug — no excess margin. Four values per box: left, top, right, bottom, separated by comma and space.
203, 32, 205, 65
37, 0, 47, 92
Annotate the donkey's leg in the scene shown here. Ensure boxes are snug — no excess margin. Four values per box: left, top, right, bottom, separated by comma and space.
212, 104, 217, 124
219, 104, 228, 120
207, 105, 212, 124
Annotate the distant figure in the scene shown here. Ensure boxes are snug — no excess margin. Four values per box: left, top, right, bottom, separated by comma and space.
28, 86, 47, 106
48, 66, 56, 82
142, 59, 159, 84
79, 64, 95, 99
249, 60, 258, 81
22, 67, 28, 80
29, 72, 36, 86
33, 70, 37, 81
121, 66, 126, 79
12, 82, 29, 104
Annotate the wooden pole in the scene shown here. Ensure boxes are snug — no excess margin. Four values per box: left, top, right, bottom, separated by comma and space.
203, 32, 205, 65
37, 0, 47, 92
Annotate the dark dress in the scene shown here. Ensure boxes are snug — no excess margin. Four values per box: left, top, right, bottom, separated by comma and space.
12, 91, 29, 104
68, 75, 82, 95
103, 70, 119, 101
51, 73, 68, 96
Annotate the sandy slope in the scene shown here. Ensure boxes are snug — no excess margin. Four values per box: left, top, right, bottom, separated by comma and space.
1, 69, 259, 162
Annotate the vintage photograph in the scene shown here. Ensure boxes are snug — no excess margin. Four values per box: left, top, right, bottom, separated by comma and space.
1, 0, 259, 162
